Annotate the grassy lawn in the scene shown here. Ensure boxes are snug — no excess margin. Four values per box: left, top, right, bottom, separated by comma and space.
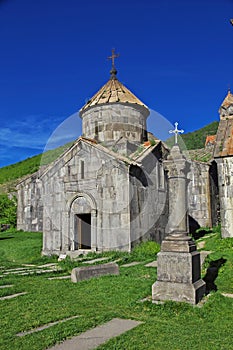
0, 230, 232, 350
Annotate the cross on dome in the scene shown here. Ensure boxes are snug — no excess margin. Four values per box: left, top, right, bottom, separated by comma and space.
169, 122, 184, 145
108, 48, 120, 78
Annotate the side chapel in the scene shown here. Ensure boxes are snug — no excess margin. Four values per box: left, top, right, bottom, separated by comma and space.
17, 52, 231, 256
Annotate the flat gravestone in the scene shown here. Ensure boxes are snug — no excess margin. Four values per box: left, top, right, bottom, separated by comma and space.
17, 315, 79, 336
222, 293, 233, 299
0, 284, 13, 289
145, 261, 157, 267
71, 262, 119, 283
0, 292, 27, 301
47, 318, 142, 350
83, 257, 109, 264
48, 276, 70, 280
121, 262, 141, 267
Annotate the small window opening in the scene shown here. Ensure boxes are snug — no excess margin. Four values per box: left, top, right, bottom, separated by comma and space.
80, 160, 84, 179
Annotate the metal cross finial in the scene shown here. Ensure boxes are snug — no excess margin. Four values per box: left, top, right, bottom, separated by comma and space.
169, 122, 184, 145
108, 48, 120, 68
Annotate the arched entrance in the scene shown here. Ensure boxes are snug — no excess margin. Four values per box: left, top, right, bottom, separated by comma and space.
74, 213, 91, 249
69, 193, 97, 251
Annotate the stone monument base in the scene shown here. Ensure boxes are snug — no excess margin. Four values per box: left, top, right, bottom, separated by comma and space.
152, 234, 206, 305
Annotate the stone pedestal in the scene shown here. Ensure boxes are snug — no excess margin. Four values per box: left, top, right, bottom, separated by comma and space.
152, 233, 206, 304
152, 144, 205, 304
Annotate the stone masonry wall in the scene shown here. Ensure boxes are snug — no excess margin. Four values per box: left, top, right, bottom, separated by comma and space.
187, 161, 213, 230
216, 157, 233, 238
130, 146, 168, 245
17, 173, 43, 232
81, 103, 148, 146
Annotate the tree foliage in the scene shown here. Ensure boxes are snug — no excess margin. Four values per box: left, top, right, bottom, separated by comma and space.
0, 194, 17, 227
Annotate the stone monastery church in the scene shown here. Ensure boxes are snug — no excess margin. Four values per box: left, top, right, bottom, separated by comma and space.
17, 55, 233, 256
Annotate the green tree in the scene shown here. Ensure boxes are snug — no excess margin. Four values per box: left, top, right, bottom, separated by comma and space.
0, 194, 17, 227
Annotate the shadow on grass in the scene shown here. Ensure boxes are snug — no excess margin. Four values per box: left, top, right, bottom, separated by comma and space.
203, 257, 227, 294
0, 236, 14, 240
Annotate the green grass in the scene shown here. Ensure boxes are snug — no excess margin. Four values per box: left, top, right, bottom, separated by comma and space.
0, 230, 232, 350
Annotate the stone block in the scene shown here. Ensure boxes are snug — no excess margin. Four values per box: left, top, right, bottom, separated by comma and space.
152, 237, 206, 304
71, 262, 119, 283
152, 279, 206, 304
156, 251, 201, 284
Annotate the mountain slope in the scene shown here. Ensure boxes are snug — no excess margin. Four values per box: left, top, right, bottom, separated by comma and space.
0, 141, 74, 193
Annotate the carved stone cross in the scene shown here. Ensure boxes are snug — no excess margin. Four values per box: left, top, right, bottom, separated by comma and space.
169, 122, 184, 144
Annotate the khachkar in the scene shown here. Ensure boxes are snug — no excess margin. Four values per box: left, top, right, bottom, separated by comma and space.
152, 142, 206, 304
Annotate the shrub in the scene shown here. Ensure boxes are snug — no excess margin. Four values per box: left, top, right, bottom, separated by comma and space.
131, 240, 160, 261
0, 194, 17, 227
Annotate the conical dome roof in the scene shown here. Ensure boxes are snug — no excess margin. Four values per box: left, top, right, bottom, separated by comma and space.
80, 74, 149, 116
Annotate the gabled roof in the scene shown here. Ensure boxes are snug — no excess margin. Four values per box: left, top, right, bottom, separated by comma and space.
79, 76, 149, 116
39, 136, 166, 180
214, 119, 233, 158
220, 90, 233, 109
214, 91, 233, 158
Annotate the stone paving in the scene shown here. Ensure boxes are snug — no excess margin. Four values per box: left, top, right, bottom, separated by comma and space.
47, 318, 143, 350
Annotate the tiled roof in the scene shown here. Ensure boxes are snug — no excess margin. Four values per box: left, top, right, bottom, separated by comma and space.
186, 148, 213, 163
214, 119, 233, 157
80, 76, 149, 115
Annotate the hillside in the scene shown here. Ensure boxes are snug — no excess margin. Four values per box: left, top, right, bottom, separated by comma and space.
0, 141, 74, 193
166, 121, 219, 150
0, 121, 219, 193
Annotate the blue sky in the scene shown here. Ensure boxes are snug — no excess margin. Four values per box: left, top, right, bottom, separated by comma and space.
0, 0, 232, 167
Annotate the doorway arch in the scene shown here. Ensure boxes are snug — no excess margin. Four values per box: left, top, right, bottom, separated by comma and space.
69, 193, 97, 251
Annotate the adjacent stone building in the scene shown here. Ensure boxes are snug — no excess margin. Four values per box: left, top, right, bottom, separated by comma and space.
17, 62, 222, 255
214, 90, 233, 238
